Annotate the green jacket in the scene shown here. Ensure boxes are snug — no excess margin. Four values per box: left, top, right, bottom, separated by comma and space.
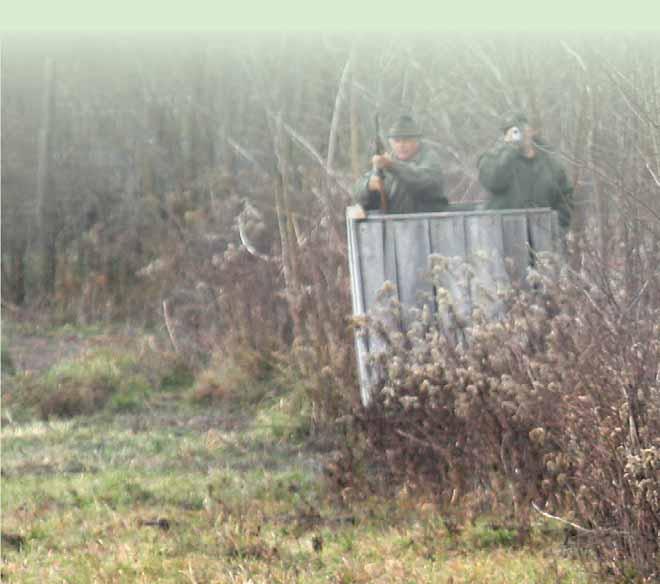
478, 140, 573, 228
354, 141, 448, 214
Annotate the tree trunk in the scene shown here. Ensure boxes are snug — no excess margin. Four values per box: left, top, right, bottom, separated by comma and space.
36, 56, 57, 295
350, 65, 361, 180
326, 52, 353, 175
273, 114, 304, 339
570, 84, 591, 234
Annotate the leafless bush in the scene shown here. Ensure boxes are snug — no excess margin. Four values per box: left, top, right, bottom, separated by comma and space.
358, 229, 659, 580
142, 169, 358, 429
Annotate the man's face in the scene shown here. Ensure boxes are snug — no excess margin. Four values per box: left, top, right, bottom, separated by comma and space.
389, 137, 420, 161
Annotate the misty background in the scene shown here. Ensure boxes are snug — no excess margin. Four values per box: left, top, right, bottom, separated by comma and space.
2, 30, 659, 327
2, 32, 659, 580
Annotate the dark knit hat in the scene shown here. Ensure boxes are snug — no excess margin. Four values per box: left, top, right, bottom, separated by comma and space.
387, 114, 422, 138
500, 112, 529, 133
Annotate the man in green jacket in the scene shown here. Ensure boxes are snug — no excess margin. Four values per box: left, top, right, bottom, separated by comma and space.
478, 113, 573, 229
353, 114, 448, 214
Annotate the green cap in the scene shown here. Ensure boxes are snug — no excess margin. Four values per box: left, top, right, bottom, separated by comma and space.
387, 114, 422, 138
500, 112, 528, 133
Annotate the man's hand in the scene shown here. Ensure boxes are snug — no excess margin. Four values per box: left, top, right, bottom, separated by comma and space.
371, 153, 393, 170
504, 125, 537, 158
346, 204, 367, 220
520, 126, 537, 158
367, 173, 385, 192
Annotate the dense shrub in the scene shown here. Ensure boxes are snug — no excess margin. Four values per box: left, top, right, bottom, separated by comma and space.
358, 242, 659, 581
2, 344, 195, 420
33, 350, 145, 418
158, 176, 358, 429
191, 347, 274, 405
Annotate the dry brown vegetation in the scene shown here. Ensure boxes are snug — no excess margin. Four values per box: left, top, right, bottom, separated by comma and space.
3, 31, 660, 581
356, 245, 659, 580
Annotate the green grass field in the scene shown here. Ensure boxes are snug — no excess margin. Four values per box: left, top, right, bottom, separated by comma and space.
1, 326, 592, 583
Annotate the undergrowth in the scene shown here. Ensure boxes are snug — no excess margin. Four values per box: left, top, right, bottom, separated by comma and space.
354, 245, 659, 582
2, 342, 194, 422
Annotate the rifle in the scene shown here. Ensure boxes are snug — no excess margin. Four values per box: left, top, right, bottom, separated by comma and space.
371, 114, 388, 213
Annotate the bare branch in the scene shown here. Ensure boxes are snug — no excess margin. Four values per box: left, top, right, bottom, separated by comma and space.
237, 201, 271, 261
162, 300, 179, 354
267, 109, 327, 171
225, 136, 267, 175
327, 50, 353, 174
647, 163, 660, 187
531, 502, 627, 536
560, 40, 587, 72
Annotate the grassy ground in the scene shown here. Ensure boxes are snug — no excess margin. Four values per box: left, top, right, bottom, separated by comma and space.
1, 323, 592, 583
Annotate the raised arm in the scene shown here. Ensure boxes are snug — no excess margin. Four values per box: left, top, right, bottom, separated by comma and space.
477, 141, 520, 194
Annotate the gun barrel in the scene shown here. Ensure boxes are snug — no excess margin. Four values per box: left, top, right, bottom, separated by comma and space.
372, 114, 388, 212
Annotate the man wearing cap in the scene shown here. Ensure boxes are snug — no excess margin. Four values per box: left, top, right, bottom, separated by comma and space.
477, 112, 573, 230
353, 114, 448, 214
